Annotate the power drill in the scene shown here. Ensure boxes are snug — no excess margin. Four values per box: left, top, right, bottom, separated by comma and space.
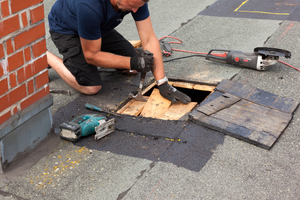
59, 114, 106, 142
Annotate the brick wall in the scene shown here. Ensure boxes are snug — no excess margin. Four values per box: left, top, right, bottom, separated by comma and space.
0, 0, 49, 125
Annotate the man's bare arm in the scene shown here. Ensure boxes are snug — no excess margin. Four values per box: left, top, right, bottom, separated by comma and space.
135, 16, 165, 81
80, 37, 131, 69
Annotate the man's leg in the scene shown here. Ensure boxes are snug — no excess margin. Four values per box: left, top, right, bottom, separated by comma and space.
47, 51, 101, 95
48, 31, 102, 95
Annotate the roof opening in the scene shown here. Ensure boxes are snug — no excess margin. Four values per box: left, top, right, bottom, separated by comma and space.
117, 80, 216, 120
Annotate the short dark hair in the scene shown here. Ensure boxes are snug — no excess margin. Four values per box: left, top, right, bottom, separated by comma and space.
143, 0, 149, 2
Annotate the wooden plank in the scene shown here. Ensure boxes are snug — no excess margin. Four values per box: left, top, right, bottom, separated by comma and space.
171, 81, 195, 89
211, 99, 292, 137
121, 100, 147, 116
216, 79, 256, 99
142, 81, 156, 95
190, 111, 278, 149
167, 81, 175, 86
247, 88, 299, 114
129, 40, 141, 48
193, 84, 216, 91
167, 81, 215, 91
197, 93, 241, 115
117, 100, 134, 114
140, 88, 172, 118
160, 102, 197, 120
190, 80, 297, 149
216, 79, 299, 114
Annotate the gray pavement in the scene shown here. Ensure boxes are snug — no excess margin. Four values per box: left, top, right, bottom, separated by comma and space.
1, 0, 300, 199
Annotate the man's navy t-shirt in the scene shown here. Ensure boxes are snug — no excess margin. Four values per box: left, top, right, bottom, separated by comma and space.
48, 0, 149, 40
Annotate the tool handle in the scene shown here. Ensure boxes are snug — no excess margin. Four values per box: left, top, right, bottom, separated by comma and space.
205, 49, 230, 63
85, 103, 102, 112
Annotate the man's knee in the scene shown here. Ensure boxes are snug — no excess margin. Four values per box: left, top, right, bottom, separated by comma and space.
82, 85, 102, 95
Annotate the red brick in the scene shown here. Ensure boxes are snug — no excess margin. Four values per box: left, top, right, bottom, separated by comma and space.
0, 44, 4, 59
10, 72, 18, 88
32, 54, 47, 74
27, 79, 34, 94
11, 0, 43, 13
17, 63, 33, 83
17, 55, 47, 83
0, 111, 11, 125
12, 106, 18, 115
8, 84, 27, 106
0, 15, 20, 38
30, 5, 44, 24
35, 70, 49, 89
20, 85, 49, 110
1, 0, 10, 18
24, 47, 31, 62
21, 11, 28, 27
32, 39, 46, 58
6, 39, 15, 55
0, 95, 9, 113
14, 22, 45, 50
0, 78, 9, 96
8, 51, 24, 72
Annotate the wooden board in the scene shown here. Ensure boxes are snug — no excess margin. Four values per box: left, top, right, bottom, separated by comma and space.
168, 81, 216, 91
190, 79, 299, 149
142, 82, 156, 95
117, 99, 134, 114
197, 93, 240, 115
121, 98, 148, 116
193, 84, 216, 91
160, 102, 197, 120
140, 88, 172, 118
170, 81, 195, 89
129, 40, 141, 48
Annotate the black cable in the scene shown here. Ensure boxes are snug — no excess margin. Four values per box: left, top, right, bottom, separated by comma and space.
163, 54, 206, 63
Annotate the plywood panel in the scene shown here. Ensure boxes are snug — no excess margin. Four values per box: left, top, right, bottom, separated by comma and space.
140, 89, 172, 118
121, 100, 147, 116
160, 102, 197, 120
117, 100, 134, 114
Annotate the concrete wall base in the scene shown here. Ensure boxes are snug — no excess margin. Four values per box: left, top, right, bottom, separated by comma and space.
0, 95, 53, 172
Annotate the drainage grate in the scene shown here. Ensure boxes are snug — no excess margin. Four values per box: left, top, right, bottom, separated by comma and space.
117, 80, 216, 120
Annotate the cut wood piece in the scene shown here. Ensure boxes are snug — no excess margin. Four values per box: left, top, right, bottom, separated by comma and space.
167, 81, 175, 86
140, 88, 172, 118
129, 40, 141, 48
212, 99, 292, 137
160, 102, 197, 120
142, 81, 156, 95
197, 93, 241, 115
190, 79, 299, 150
117, 99, 135, 114
193, 84, 216, 91
121, 100, 147, 116
171, 81, 195, 89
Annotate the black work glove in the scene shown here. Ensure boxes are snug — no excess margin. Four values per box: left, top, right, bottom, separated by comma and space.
130, 50, 154, 73
158, 82, 191, 104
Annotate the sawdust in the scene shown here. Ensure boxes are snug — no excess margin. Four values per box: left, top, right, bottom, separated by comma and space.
0, 132, 61, 182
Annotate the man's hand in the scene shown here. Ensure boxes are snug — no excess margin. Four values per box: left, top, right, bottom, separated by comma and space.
158, 82, 191, 104
130, 50, 154, 73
